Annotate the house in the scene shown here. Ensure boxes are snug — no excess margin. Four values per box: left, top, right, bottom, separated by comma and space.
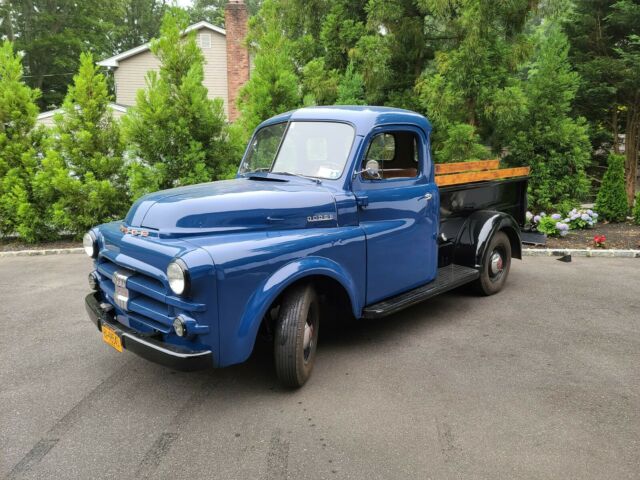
36, 103, 128, 128
36, 0, 250, 126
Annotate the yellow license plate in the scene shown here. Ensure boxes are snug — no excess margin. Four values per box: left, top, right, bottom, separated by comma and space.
102, 325, 123, 352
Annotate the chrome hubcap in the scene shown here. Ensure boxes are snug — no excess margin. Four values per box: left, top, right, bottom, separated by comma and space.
303, 321, 314, 351
490, 252, 503, 276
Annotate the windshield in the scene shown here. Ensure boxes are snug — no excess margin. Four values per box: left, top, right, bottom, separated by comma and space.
239, 121, 355, 180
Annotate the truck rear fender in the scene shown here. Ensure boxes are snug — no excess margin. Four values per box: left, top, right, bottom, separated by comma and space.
236, 257, 362, 351
453, 210, 522, 268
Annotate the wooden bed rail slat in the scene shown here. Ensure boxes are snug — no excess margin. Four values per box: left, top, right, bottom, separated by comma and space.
434, 159, 500, 175
435, 167, 530, 187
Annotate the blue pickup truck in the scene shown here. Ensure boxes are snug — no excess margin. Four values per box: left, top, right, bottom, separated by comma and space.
84, 106, 527, 387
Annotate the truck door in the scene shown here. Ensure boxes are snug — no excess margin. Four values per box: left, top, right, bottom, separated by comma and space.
352, 126, 439, 305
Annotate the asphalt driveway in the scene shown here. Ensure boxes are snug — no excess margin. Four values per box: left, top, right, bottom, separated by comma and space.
1, 254, 639, 479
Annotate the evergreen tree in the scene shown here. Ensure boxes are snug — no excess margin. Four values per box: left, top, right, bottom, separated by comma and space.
595, 153, 629, 221
505, 23, 591, 211
0, 41, 51, 242
123, 8, 235, 196
236, 28, 300, 133
336, 62, 366, 105
36, 53, 128, 237
116, 0, 169, 52
567, 0, 640, 204
0, 0, 122, 109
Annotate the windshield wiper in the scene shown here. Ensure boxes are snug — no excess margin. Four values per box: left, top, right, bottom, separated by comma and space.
271, 171, 322, 184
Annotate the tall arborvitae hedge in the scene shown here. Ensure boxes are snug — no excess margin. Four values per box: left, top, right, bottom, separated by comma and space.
595, 154, 629, 222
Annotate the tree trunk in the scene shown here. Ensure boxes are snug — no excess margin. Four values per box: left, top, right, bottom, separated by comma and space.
611, 108, 620, 154
624, 106, 639, 206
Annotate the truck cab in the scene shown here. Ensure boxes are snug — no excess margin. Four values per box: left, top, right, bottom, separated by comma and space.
84, 106, 526, 387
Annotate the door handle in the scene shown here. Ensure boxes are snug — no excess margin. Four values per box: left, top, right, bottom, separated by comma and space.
422, 193, 433, 201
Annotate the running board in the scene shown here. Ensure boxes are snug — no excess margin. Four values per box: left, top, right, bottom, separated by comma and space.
362, 264, 480, 319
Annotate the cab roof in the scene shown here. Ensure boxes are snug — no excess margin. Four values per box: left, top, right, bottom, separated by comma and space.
256, 106, 432, 136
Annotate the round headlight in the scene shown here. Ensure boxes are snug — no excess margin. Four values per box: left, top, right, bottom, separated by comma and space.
83, 231, 98, 258
167, 260, 189, 296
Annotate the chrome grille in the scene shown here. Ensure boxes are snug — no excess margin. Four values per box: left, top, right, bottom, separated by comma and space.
96, 255, 205, 334
112, 268, 134, 311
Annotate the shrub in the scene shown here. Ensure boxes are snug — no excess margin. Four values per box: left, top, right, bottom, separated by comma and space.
563, 208, 598, 230
633, 193, 640, 225
36, 52, 128, 238
0, 41, 54, 242
595, 154, 629, 222
530, 212, 569, 237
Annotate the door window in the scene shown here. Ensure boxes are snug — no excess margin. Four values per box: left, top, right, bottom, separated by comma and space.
362, 131, 421, 180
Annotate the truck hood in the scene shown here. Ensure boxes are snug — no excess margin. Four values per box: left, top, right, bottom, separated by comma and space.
124, 177, 338, 236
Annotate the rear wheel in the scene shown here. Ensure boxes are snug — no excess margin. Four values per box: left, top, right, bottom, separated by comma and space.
274, 283, 320, 388
473, 231, 511, 296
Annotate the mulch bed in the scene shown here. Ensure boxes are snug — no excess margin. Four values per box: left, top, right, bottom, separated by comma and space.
0, 236, 81, 252
529, 222, 640, 250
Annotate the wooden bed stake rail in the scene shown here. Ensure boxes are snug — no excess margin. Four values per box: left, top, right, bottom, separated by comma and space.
435, 167, 530, 187
434, 159, 500, 175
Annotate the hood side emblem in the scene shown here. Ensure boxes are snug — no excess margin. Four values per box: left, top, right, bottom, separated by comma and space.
307, 214, 334, 223
120, 225, 149, 237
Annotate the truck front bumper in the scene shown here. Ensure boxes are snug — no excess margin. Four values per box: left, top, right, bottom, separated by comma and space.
85, 293, 213, 371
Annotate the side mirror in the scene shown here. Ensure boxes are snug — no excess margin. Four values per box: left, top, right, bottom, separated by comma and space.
354, 159, 382, 179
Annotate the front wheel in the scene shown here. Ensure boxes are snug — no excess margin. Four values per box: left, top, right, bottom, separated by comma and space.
274, 283, 320, 388
472, 231, 512, 296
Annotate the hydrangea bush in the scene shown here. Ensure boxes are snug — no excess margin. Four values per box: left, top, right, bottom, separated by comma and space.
564, 208, 598, 229
526, 207, 598, 237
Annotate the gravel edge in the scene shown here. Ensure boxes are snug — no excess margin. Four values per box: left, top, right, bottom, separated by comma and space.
1, 246, 639, 258
522, 248, 640, 258
0, 248, 85, 257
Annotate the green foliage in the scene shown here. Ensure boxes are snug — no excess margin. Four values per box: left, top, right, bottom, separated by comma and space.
0, 0, 124, 109
595, 154, 629, 222
567, 0, 640, 204
504, 23, 591, 211
336, 62, 366, 105
236, 29, 301, 134
116, 0, 168, 51
633, 193, 640, 225
536, 216, 564, 237
0, 41, 52, 242
123, 8, 235, 196
35, 53, 128, 238
434, 123, 490, 163
187, 0, 260, 28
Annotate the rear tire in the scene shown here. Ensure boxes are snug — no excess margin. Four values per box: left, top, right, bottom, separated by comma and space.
473, 231, 511, 296
274, 283, 320, 388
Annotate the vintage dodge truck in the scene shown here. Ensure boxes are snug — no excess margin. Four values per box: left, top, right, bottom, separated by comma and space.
84, 106, 529, 387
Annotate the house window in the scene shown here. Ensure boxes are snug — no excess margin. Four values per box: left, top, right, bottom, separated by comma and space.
198, 33, 212, 49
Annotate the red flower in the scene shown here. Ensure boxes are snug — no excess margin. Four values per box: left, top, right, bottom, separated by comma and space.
593, 234, 606, 247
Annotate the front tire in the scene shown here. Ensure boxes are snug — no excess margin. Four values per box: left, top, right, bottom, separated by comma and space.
274, 283, 320, 388
473, 231, 511, 296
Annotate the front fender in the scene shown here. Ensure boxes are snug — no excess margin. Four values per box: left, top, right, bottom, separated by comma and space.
233, 256, 362, 363
454, 210, 522, 268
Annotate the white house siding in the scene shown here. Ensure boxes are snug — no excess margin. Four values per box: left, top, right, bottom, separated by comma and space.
35, 104, 127, 128
200, 30, 229, 117
112, 49, 161, 107
112, 27, 229, 117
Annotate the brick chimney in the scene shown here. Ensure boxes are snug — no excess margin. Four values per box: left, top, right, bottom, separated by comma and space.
225, 0, 250, 122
